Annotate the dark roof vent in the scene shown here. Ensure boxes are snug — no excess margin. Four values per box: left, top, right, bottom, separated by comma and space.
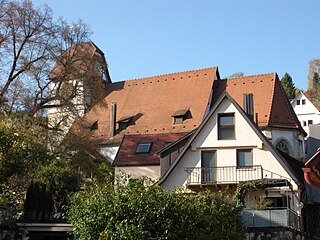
243, 94, 254, 119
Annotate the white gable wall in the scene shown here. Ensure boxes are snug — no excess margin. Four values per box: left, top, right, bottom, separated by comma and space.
161, 98, 298, 191
291, 91, 320, 136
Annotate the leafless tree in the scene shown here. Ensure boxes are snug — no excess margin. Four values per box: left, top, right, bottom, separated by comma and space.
0, 0, 108, 123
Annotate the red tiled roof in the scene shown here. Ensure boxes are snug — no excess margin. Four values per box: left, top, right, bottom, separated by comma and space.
84, 67, 218, 143
114, 133, 187, 166
211, 73, 303, 131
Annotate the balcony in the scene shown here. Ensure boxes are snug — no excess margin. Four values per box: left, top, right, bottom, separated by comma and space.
240, 208, 301, 230
184, 165, 290, 186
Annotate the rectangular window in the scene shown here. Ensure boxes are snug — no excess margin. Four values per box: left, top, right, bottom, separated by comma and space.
303, 121, 307, 127
136, 142, 152, 153
308, 120, 313, 125
237, 149, 252, 167
297, 100, 300, 105
173, 117, 183, 124
218, 113, 235, 140
302, 99, 306, 105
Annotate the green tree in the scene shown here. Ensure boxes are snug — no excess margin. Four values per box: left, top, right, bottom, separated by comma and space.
311, 72, 320, 90
67, 178, 244, 240
0, 120, 50, 209
32, 161, 81, 213
281, 72, 296, 100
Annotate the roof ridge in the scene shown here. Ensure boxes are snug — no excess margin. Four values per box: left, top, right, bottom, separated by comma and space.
227, 72, 276, 80
118, 67, 217, 82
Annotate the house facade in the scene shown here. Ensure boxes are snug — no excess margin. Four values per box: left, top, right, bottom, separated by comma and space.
158, 92, 304, 238
291, 90, 320, 137
81, 67, 220, 179
211, 74, 306, 161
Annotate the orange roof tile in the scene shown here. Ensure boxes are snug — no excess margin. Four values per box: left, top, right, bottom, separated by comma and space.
84, 67, 218, 143
211, 73, 303, 131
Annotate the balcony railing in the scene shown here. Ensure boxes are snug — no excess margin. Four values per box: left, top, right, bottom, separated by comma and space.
185, 166, 289, 185
239, 208, 301, 230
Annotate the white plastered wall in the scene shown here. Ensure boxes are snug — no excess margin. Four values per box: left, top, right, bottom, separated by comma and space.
161, 98, 298, 191
116, 165, 160, 181
291, 91, 320, 136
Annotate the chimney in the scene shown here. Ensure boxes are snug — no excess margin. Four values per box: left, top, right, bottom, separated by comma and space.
110, 102, 116, 139
243, 93, 254, 120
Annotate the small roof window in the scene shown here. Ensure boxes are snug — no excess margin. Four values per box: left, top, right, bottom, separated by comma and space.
172, 108, 190, 125
117, 115, 133, 124
172, 108, 189, 117
90, 120, 98, 131
136, 142, 152, 153
117, 115, 134, 130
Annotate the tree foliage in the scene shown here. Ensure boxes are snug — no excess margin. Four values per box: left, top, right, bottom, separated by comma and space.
31, 160, 81, 213
0, 120, 50, 209
67, 178, 244, 240
280, 72, 296, 100
307, 58, 320, 90
0, 0, 107, 121
306, 72, 320, 109
228, 72, 245, 78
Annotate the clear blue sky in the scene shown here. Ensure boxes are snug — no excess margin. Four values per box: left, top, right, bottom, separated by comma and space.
33, 0, 320, 90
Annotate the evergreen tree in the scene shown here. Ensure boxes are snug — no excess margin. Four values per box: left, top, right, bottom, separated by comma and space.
280, 73, 296, 100
312, 72, 320, 90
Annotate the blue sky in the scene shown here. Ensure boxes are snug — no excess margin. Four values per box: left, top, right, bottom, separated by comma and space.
33, 0, 320, 89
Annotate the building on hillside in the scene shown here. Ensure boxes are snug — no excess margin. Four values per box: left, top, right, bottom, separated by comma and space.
212, 74, 306, 161
291, 90, 320, 137
81, 67, 220, 179
47, 41, 111, 144
158, 92, 304, 239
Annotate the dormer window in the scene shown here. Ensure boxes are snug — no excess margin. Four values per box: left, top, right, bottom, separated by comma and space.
172, 108, 189, 124
117, 116, 133, 130
90, 120, 98, 131
136, 142, 152, 153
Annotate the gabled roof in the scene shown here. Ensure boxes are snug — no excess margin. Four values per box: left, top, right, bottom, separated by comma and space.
49, 41, 111, 83
113, 133, 187, 166
211, 73, 304, 133
84, 67, 218, 143
294, 90, 320, 112
158, 91, 303, 187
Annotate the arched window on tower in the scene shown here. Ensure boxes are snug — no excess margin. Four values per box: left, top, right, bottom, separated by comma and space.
275, 138, 292, 156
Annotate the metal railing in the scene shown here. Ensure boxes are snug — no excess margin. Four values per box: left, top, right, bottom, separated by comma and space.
239, 208, 301, 230
184, 165, 290, 185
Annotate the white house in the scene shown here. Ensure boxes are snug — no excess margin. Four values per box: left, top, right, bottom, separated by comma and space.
291, 90, 320, 137
158, 92, 304, 237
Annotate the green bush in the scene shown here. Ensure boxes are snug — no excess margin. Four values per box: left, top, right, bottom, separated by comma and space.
67, 178, 244, 240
